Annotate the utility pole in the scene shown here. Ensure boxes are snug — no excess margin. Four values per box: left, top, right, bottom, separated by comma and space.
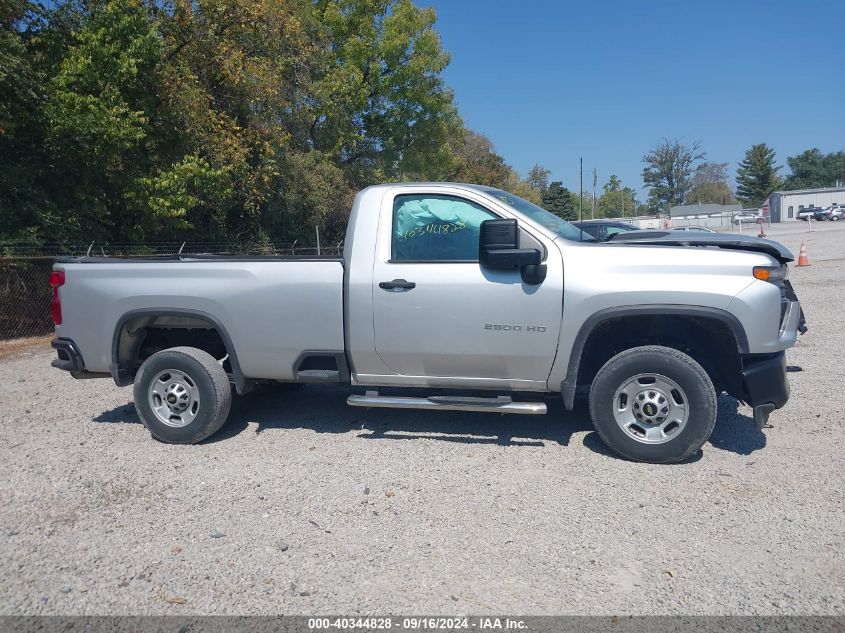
591, 168, 597, 220
579, 158, 583, 223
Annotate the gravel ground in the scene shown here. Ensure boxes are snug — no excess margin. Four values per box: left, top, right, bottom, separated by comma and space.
0, 221, 843, 616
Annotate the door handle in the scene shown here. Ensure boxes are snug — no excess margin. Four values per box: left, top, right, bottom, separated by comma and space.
379, 279, 416, 291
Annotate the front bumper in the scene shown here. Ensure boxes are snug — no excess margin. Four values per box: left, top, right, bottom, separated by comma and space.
742, 352, 789, 409
743, 282, 805, 430
741, 351, 789, 430
781, 281, 807, 336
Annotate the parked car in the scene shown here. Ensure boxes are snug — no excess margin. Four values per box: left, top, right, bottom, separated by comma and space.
813, 207, 832, 221
732, 212, 762, 225
827, 207, 844, 221
570, 220, 640, 241
670, 225, 717, 233
797, 207, 824, 221
50, 183, 806, 463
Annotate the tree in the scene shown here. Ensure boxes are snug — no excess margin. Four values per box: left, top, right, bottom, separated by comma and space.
541, 181, 576, 221
306, 0, 460, 185
526, 164, 550, 194
449, 130, 515, 187
447, 129, 540, 203
686, 162, 736, 205
0, 0, 474, 245
641, 139, 705, 211
597, 175, 637, 217
0, 0, 44, 240
735, 144, 782, 206
603, 174, 622, 193
783, 149, 845, 190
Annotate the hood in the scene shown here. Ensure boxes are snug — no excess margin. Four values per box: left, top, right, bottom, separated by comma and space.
608, 230, 794, 263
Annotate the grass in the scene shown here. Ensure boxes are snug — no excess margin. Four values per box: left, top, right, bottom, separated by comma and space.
0, 334, 53, 361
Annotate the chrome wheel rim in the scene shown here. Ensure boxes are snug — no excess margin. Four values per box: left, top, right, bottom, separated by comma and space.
148, 369, 201, 428
612, 373, 689, 444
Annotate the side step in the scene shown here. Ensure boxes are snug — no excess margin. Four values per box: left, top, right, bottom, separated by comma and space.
347, 391, 546, 415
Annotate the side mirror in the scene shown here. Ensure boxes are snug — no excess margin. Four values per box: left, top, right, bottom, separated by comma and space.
479, 218, 547, 285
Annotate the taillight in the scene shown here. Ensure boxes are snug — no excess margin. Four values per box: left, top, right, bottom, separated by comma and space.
49, 270, 65, 325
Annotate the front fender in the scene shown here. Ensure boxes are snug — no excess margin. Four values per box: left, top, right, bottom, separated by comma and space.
552, 305, 750, 410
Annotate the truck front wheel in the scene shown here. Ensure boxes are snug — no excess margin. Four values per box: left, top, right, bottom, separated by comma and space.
133, 346, 232, 444
588, 345, 717, 463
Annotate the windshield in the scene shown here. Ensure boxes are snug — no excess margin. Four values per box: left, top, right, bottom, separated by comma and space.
483, 189, 594, 242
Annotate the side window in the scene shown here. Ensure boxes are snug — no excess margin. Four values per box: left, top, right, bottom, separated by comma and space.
604, 225, 631, 237
391, 194, 498, 262
579, 224, 601, 240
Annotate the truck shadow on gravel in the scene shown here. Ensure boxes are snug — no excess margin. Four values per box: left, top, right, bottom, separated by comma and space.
94, 387, 766, 461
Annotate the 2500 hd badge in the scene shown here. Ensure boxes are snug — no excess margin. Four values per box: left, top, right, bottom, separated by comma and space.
484, 323, 547, 332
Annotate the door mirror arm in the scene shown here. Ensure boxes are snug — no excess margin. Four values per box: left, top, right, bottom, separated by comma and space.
519, 263, 547, 285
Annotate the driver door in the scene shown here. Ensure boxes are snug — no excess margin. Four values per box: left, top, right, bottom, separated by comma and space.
370, 191, 563, 386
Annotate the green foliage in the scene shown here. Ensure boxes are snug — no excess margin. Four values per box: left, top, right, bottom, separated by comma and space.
3, 0, 540, 246
0, 0, 49, 240
541, 182, 576, 221
736, 143, 782, 206
448, 129, 540, 203
125, 155, 233, 237
0, 0, 38, 136
686, 162, 736, 205
603, 175, 621, 193
642, 139, 705, 211
526, 164, 550, 194
308, 0, 460, 185
597, 175, 637, 218
449, 130, 512, 187
783, 149, 845, 191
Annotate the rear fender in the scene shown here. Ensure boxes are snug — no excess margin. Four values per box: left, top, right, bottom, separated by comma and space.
110, 308, 250, 394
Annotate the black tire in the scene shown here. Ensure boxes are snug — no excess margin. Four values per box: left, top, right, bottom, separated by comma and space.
133, 346, 232, 444
588, 345, 717, 463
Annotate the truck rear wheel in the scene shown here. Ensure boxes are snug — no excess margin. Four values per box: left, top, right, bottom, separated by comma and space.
588, 345, 717, 463
133, 346, 232, 444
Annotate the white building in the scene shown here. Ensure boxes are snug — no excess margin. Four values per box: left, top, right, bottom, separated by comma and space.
669, 203, 742, 218
767, 187, 845, 222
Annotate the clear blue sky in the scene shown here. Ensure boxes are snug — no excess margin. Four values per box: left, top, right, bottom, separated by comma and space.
425, 0, 845, 199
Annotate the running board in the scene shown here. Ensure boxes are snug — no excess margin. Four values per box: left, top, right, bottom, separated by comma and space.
347, 391, 546, 415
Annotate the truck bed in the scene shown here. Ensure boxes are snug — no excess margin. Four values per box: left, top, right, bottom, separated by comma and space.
53, 258, 346, 380
55, 254, 343, 263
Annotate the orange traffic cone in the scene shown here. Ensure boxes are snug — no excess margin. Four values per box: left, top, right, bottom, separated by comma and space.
797, 242, 810, 267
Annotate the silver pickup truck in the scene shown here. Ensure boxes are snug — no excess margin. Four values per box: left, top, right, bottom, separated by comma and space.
50, 183, 806, 463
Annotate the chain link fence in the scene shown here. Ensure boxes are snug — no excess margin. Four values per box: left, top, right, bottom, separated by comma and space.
0, 241, 343, 341
0, 256, 56, 340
